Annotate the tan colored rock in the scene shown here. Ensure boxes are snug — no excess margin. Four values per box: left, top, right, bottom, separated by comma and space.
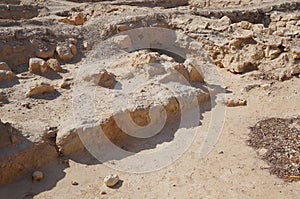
218, 16, 231, 25
47, 58, 62, 72
69, 44, 77, 56
104, 174, 119, 187
184, 61, 204, 83
222, 97, 247, 107
0, 62, 11, 71
0, 70, 16, 83
25, 83, 56, 98
56, 45, 73, 61
58, 12, 87, 26
35, 46, 55, 59
98, 70, 117, 89
253, 33, 282, 47
29, 58, 49, 74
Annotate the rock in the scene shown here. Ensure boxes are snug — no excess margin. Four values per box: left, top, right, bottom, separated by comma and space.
32, 171, 44, 181
104, 174, 119, 187
0, 62, 11, 71
258, 148, 268, 156
25, 83, 56, 98
260, 83, 271, 90
222, 97, 247, 107
47, 58, 62, 72
98, 70, 117, 89
71, 181, 79, 186
58, 12, 87, 26
0, 91, 7, 101
69, 44, 77, 56
56, 45, 74, 61
29, 58, 49, 74
35, 46, 55, 59
60, 77, 73, 89
0, 70, 16, 83
218, 16, 231, 25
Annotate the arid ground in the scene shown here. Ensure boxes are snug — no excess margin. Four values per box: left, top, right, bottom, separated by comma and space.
0, 0, 299, 198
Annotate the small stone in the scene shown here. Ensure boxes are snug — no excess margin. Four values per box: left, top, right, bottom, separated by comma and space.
71, 181, 79, 186
32, 171, 44, 181
258, 148, 268, 156
222, 97, 247, 107
260, 83, 271, 90
47, 58, 62, 72
0, 62, 11, 71
56, 45, 73, 61
98, 70, 117, 89
35, 47, 55, 59
69, 44, 77, 56
101, 191, 107, 195
25, 83, 56, 98
104, 174, 119, 187
218, 16, 231, 25
29, 58, 49, 74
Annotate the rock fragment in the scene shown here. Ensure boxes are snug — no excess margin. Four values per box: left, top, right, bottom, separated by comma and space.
104, 174, 119, 187
222, 97, 247, 107
32, 171, 44, 181
25, 83, 56, 98
47, 58, 62, 72
29, 58, 49, 74
56, 45, 74, 61
98, 70, 117, 88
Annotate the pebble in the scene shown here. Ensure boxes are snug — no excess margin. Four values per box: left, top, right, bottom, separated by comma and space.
104, 174, 119, 187
32, 171, 44, 181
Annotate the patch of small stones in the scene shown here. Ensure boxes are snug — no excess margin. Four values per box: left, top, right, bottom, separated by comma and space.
248, 117, 300, 181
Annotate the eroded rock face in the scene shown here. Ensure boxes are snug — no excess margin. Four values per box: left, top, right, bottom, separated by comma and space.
47, 58, 62, 72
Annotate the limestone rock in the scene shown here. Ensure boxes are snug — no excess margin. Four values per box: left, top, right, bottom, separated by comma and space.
0, 62, 11, 71
29, 58, 49, 74
104, 174, 119, 187
25, 83, 56, 98
47, 58, 62, 72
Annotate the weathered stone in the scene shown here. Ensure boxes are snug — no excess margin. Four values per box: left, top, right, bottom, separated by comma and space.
56, 45, 73, 61
35, 47, 55, 59
104, 174, 119, 187
29, 58, 49, 74
47, 58, 62, 72
222, 97, 247, 107
25, 83, 56, 98
98, 70, 117, 88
